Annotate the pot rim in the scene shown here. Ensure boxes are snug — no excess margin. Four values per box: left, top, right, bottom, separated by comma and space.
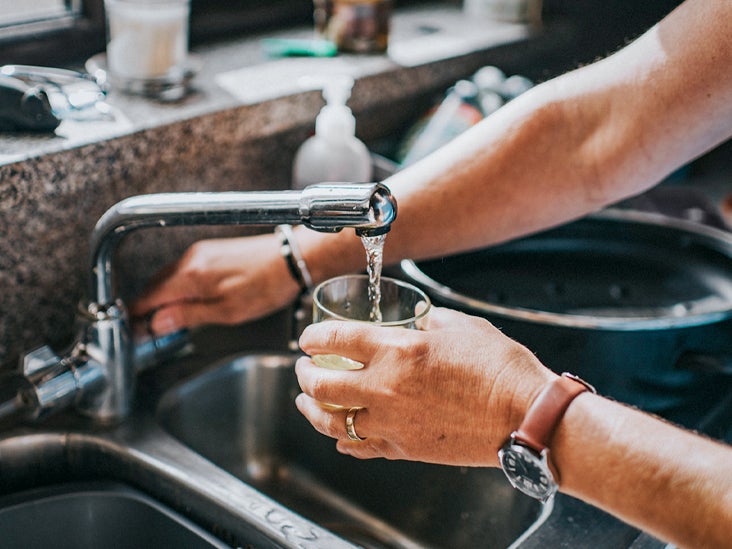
401, 209, 732, 331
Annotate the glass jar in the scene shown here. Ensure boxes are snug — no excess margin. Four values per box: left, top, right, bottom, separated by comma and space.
313, 0, 392, 53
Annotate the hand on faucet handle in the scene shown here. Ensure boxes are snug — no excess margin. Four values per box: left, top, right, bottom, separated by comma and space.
130, 233, 300, 334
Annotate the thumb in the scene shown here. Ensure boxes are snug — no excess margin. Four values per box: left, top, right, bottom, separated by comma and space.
422, 305, 487, 331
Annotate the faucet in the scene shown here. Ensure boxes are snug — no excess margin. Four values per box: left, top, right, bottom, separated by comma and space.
2, 183, 397, 425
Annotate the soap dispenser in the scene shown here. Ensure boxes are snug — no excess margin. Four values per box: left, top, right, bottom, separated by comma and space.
292, 76, 373, 188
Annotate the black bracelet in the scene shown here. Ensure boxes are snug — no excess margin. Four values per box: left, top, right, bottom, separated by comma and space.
275, 225, 313, 293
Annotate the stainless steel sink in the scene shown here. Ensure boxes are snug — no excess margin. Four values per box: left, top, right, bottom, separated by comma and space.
157, 353, 550, 549
0, 414, 353, 548
0, 482, 229, 549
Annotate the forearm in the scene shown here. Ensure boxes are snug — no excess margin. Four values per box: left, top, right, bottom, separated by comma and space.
554, 394, 732, 548
385, 0, 732, 263
295, 78, 671, 281
293, 82, 631, 283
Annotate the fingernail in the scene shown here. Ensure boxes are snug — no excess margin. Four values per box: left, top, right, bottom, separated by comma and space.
294, 393, 306, 412
151, 309, 179, 335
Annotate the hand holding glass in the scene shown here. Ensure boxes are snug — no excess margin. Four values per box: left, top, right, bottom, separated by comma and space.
311, 274, 431, 372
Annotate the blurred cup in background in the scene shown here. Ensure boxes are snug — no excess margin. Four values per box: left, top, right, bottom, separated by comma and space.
463, 0, 542, 25
104, 0, 191, 80
313, 0, 392, 53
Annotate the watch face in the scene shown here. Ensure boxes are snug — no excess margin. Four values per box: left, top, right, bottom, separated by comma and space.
499, 443, 558, 502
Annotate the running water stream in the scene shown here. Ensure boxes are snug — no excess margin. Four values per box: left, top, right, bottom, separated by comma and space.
310, 234, 388, 376
361, 233, 386, 322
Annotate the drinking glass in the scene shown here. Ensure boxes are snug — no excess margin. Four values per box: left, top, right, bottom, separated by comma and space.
311, 274, 431, 372
313, 0, 392, 53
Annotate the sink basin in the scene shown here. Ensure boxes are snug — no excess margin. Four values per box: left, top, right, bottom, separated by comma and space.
0, 422, 344, 548
157, 353, 549, 549
0, 482, 229, 549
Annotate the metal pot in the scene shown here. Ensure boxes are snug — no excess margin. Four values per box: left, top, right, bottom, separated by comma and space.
401, 209, 732, 418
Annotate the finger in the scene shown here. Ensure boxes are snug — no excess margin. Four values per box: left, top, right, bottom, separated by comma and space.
423, 305, 495, 332
295, 393, 373, 441
129, 264, 198, 318
298, 321, 383, 365
147, 300, 228, 334
336, 437, 389, 459
295, 356, 366, 409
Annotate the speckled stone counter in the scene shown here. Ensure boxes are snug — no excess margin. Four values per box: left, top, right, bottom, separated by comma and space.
0, 5, 569, 368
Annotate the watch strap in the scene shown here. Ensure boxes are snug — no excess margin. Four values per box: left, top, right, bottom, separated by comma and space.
513, 373, 595, 452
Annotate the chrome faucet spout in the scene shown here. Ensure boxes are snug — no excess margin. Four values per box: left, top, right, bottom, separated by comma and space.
300, 183, 397, 237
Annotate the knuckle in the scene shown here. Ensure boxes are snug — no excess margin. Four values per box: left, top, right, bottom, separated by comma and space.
216, 298, 247, 325
308, 376, 330, 403
328, 413, 346, 439
383, 335, 433, 400
324, 322, 350, 348
392, 334, 431, 371
356, 437, 390, 459
314, 322, 362, 356
180, 243, 214, 279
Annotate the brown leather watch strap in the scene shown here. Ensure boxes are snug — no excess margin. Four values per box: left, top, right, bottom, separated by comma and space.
513, 373, 595, 452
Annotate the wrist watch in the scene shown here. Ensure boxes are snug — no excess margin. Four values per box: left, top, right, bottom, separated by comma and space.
498, 373, 595, 502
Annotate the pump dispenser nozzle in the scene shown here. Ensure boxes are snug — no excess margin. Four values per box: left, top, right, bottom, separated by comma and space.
292, 75, 373, 188
322, 75, 353, 106
315, 75, 356, 138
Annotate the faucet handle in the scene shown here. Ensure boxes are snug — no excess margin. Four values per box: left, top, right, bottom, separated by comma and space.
16, 345, 82, 421
22, 345, 60, 376
133, 329, 192, 374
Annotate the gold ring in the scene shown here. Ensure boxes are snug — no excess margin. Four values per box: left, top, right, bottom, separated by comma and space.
345, 407, 365, 441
